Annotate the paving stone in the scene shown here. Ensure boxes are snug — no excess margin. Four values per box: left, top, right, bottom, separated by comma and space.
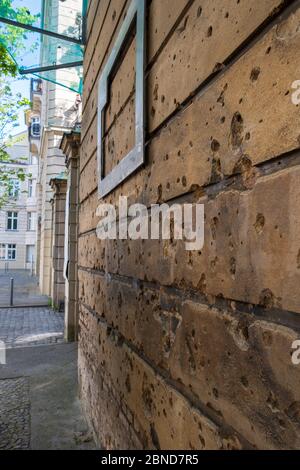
0, 378, 30, 450
0, 307, 64, 349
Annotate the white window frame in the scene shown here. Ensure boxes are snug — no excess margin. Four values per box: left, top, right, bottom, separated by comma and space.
8, 179, 20, 199
27, 212, 36, 231
0, 244, 16, 261
97, 0, 146, 198
26, 245, 35, 263
28, 179, 33, 197
7, 212, 18, 231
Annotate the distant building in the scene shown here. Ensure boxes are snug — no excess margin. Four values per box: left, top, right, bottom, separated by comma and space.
0, 130, 38, 270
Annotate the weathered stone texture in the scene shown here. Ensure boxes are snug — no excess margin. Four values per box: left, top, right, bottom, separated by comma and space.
79, 0, 300, 450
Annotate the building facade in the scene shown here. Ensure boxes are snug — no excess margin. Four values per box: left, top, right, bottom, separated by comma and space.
28, 0, 82, 300
78, 0, 300, 450
0, 131, 38, 271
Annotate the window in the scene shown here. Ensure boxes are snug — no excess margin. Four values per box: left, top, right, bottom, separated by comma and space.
27, 212, 36, 231
8, 179, 20, 199
7, 212, 18, 231
26, 245, 35, 263
8, 244, 16, 260
0, 244, 6, 260
97, 0, 146, 197
28, 179, 35, 197
31, 116, 40, 138
0, 244, 16, 261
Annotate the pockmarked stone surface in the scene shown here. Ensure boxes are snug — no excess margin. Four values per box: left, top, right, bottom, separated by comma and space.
0, 378, 30, 450
0, 307, 64, 348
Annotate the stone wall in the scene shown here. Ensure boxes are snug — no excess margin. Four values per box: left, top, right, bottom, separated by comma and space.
79, 0, 300, 449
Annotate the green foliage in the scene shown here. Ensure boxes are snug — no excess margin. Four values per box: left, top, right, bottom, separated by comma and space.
0, 2, 39, 208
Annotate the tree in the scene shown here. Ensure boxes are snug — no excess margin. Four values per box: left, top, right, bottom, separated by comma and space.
0, 1, 38, 208
0, 79, 30, 207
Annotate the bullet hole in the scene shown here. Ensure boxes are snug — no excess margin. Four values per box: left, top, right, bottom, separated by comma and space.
286, 402, 300, 422
230, 112, 244, 148
250, 67, 261, 82
211, 257, 218, 271
225, 11, 229, 18
220, 116, 226, 124
125, 375, 131, 394
210, 217, 219, 240
297, 250, 300, 269
150, 424, 161, 450
217, 84, 227, 106
197, 273, 207, 293
212, 388, 219, 399
254, 213, 265, 235
207, 26, 213, 37
151, 106, 156, 117
233, 154, 252, 175
213, 62, 224, 73
230, 257, 236, 277
211, 139, 220, 152
161, 95, 165, 103
157, 184, 162, 202
117, 292, 122, 308
259, 289, 275, 309
267, 392, 280, 413
196, 434, 205, 449
185, 336, 196, 373
197, 6, 203, 17
266, 46, 272, 54
262, 330, 273, 347
210, 157, 222, 183
182, 176, 187, 187
153, 83, 159, 101
241, 376, 249, 388
245, 132, 251, 141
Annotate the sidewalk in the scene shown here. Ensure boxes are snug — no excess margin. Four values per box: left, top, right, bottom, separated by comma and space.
0, 270, 49, 307
0, 307, 64, 348
0, 343, 96, 450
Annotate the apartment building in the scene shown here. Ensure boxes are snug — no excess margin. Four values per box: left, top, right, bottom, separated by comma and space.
0, 130, 38, 271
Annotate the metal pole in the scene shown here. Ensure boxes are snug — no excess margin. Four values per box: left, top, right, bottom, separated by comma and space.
10, 278, 14, 307
0, 16, 83, 44
19, 61, 83, 75
31, 256, 34, 277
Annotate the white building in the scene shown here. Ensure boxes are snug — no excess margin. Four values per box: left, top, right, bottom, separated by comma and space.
0, 130, 38, 270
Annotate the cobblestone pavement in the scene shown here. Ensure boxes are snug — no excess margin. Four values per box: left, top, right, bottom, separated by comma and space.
0, 307, 64, 348
0, 378, 30, 449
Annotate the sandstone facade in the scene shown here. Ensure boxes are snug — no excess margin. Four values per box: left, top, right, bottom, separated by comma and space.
79, 0, 300, 449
